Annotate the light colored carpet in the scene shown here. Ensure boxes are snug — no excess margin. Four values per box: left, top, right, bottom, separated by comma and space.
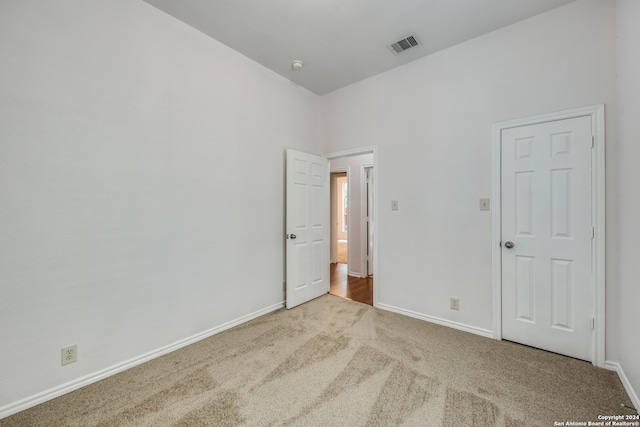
337, 240, 347, 264
1, 295, 632, 426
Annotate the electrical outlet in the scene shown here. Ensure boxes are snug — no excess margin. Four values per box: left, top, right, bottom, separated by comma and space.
61, 345, 77, 366
450, 298, 460, 311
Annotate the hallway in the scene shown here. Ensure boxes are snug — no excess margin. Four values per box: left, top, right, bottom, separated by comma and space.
329, 263, 373, 306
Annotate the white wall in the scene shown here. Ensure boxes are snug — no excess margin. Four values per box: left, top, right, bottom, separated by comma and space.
321, 0, 618, 339
615, 0, 640, 407
330, 154, 374, 277
0, 0, 320, 414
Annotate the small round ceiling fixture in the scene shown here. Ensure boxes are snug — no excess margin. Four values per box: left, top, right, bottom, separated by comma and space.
291, 60, 304, 70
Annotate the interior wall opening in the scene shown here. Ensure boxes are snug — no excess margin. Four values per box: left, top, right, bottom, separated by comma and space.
327, 151, 375, 306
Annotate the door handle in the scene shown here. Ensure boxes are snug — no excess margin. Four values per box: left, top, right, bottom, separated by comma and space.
504, 241, 514, 249
287, 234, 297, 240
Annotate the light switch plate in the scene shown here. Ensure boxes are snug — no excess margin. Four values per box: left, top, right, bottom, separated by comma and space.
391, 200, 399, 211
479, 198, 490, 211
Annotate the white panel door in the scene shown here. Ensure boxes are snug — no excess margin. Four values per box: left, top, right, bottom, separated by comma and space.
501, 116, 593, 361
286, 149, 330, 309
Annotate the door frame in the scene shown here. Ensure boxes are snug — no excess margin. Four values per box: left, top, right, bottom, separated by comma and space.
362, 165, 374, 277
325, 146, 378, 306
491, 105, 605, 367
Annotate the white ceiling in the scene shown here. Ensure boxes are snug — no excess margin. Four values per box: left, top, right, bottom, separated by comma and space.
144, 0, 576, 95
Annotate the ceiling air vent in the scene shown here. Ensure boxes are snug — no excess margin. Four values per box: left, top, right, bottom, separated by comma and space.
387, 34, 422, 55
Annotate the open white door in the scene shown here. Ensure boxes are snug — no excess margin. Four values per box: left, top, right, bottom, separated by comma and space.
286, 149, 330, 309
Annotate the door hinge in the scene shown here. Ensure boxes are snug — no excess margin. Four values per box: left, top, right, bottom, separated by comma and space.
591, 317, 595, 331
591, 135, 595, 148
592, 226, 595, 239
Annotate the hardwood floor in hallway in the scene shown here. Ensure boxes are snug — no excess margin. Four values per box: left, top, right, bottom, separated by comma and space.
329, 263, 373, 306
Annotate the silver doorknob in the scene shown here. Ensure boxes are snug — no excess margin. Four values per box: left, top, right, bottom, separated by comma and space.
289, 234, 297, 239
504, 241, 514, 249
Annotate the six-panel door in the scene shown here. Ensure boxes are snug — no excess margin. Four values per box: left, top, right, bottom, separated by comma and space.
501, 116, 593, 361
286, 149, 330, 309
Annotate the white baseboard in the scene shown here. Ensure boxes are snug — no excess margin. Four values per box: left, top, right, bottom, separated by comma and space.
0, 301, 285, 420
605, 361, 640, 411
376, 303, 494, 339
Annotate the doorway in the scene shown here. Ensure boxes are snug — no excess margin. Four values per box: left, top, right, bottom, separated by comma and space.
492, 105, 605, 366
325, 147, 377, 306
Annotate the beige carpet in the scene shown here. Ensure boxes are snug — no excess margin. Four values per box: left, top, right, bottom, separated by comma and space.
1, 295, 632, 426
